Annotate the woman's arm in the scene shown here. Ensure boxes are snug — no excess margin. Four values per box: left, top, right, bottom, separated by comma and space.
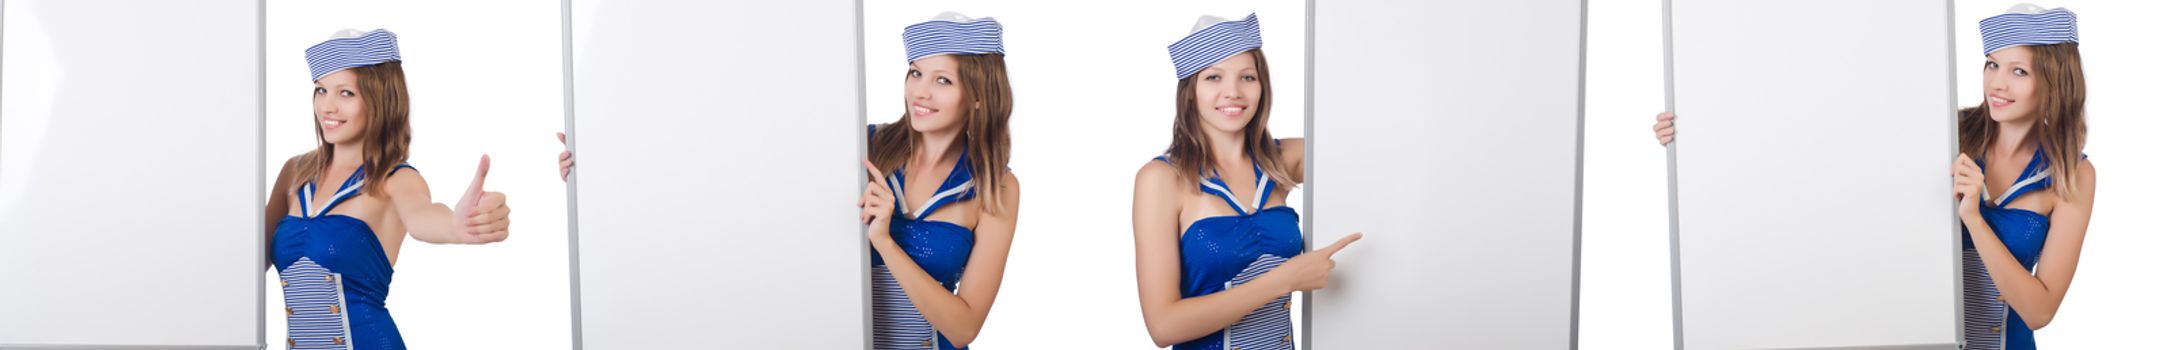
385, 156, 510, 244
1132, 161, 1297, 347
867, 173, 1021, 347
264, 156, 300, 267
1959, 159, 2093, 330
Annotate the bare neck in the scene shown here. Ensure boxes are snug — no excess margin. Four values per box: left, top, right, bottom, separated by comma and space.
1993, 118, 2037, 159
329, 142, 364, 170
1204, 128, 1249, 173
914, 126, 963, 167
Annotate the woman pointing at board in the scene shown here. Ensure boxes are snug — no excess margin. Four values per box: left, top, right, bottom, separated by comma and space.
1130, 14, 1362, 350
1654, 5, 2094, 349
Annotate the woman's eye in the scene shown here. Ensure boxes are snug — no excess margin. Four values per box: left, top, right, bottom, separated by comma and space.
340, 90, 355, 97
937, 77, 952, 85
1203, 74, 1220, 82
909, 69, 921, 78
1242, 74, 1257, 82
314, 87, 327, 95
2013, 68, 2028, 77
1984, 61, 1997, 70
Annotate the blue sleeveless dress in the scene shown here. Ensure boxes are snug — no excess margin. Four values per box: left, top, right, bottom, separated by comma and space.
1961, 149, 2073, 350
271, 164, 412, 350
870, 125, 979, 350
1160, 156, 1302, 350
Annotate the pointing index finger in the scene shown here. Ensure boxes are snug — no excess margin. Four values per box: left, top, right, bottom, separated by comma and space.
1316, 232, 1364, 257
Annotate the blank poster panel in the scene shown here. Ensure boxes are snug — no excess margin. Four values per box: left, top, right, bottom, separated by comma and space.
0, 0, 263, 348
1668, 0, 1959, 349
1308, 0, 1584, 348
564, 0, 866, 348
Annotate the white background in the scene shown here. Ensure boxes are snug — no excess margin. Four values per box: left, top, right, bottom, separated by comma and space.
263, 1, 570, 349
864, 1, 1307, 348
1579, 0, 2170, 348
228, 0, 2171, 349
1, 0, 262, 347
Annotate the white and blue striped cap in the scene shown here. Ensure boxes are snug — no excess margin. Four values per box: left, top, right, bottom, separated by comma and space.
1168, 14, 1262, 80
903, 12, 1004, 63
1980, 3, 2077, 55
305, 29, 402, 81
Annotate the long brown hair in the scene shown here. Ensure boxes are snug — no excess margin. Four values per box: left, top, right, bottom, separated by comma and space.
1164, 48, 1292, 189
294, 61, 412, 197
1959, 43, 2086, 196
870, 53, 1013, 214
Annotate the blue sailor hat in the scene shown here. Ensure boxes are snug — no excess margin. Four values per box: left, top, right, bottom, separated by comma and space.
903, 12, 1004, 62
1980, 3, 2078, 55
1167, 14, 1262, 80
305, 29, 402, 81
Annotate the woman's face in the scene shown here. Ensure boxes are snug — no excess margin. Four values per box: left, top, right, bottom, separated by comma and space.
1192, 51, 1262, 134
313, 70, 367, 145
1983, 47, 2039, 124
905, 55, 966, 134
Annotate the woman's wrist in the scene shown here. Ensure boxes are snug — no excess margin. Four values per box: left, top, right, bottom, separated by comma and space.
867, 222, 896, 247
1254, 267, 1294, 295
1957, 212, 1997, 244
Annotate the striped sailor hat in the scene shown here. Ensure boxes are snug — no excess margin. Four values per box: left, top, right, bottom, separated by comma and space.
1168, 14, 1262, 80
903, 12, 1004, 62
306, 29, 402, 81
1980, 3, 2078, 55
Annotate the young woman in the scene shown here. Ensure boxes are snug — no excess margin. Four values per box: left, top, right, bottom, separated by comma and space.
858, 13, 1022, 350
556, 13, 1020, 350
1133, 14, 1361, 350
1653, 5, 2092, 349
265, 29, 512, 350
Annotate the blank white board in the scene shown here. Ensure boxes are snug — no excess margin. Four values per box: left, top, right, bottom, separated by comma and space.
1307, 0, 1584, 348
564, 0, 866, 348
0, 0, 263, 348
1667, 1, 1959, 349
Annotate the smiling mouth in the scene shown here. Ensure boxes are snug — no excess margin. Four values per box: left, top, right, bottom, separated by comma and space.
1988, 95, 2014, 108
1216, 106, 1245, 117
321, 118, 347, 130
910, 104, 938, 117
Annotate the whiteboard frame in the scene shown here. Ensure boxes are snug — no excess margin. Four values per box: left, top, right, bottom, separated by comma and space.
1302, 0, 1586, 348
0, 0, 265, 348
1663, 0, 1963, 348
561, 0, 870, 349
